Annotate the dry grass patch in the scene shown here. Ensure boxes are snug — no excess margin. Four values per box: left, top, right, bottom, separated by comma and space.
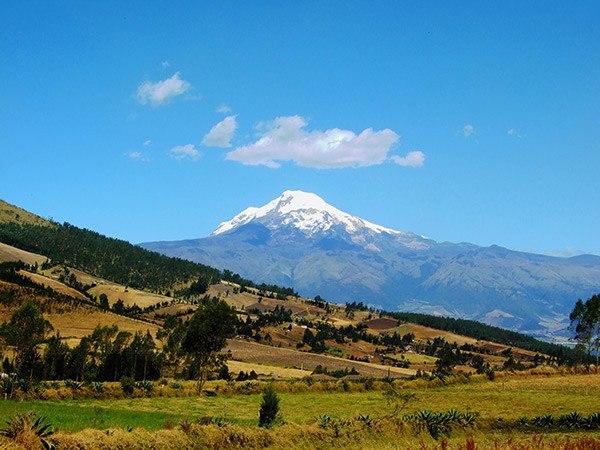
88, 283, 169, 308
18, 270, 87, 300
0, 242, 48, 265
226, 339, 415, 378
227, 360, 308, 379
46, 308, 160, 343
0, 199, 52, 226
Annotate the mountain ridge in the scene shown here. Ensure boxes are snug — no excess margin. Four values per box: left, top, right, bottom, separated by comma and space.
141, 191, 600, 340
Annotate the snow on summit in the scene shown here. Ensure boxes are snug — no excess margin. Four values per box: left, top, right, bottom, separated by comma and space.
211, 190, 400, 236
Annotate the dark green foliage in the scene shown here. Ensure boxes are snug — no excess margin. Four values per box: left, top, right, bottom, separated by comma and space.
221, 270, 297, 298
515, 411, 600, 431
235, 370, 258, 381
0, 221, 221, 292
389, 311, 574, 362
0, 301, 53, 378
435, 343, 456, 374
120, 376, 135, 394
0, 411, 55, 449
0, 262, 40, 288
570, 295, 600, 364
217, 364, 231, 381
403, 410, 477, 439
258, 384, 280, 428
182, 298, 238, 391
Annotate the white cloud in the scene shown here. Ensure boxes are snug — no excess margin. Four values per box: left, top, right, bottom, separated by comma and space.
169, 144, 200, 160
136, 72, 191, 107
161, 61, 170, 68
461, 124, 475, 137
217, 104, 232, 114
508, 128, 523, 138
391, 151, 425, 168
143, 139, 152, 146
127, 151, 148, 161
225, 115, 400, 169
202, 116, 237, 148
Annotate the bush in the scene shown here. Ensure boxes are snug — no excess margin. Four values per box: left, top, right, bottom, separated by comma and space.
120, 376, 135, 395
258, 384, 280, 428
0, 411, 55, 449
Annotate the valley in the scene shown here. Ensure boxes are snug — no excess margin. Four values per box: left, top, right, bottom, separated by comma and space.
0, 198, 597, 449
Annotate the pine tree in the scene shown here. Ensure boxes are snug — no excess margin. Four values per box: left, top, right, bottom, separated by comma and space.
258, 384, 280, 428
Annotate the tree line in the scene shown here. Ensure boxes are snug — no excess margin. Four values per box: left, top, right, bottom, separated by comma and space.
0, 297, 238, 391
387, 311, 574, 363
0, 221, 297, 297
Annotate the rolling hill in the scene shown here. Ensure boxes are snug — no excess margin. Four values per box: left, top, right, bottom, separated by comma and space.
141, 190, 600, 340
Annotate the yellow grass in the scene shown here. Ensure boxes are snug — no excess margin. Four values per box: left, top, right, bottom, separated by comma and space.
0, 242, 48, 265
227, 360, 308, 378
46, 308, 160, 345
19, 270, 87, 300
88, 283, 169, 308
226, 339, 415, 378
0, 199, 52, 226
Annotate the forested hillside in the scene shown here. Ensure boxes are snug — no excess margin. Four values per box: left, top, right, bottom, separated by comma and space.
0, 221, 221, 291
389, 311, 573, 360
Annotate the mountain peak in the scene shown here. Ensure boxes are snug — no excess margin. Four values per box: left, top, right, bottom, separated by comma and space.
211, 190, 400, 237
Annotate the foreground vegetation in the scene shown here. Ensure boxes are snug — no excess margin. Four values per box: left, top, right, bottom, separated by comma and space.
1, 199, 599, 448
0, 371, 598, 449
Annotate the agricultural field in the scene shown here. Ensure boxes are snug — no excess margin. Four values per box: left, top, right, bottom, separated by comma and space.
0, 371, 598, 449
0, 242, 48, 266
226, 339, 415, 378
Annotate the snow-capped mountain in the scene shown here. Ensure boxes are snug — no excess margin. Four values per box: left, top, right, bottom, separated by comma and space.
211, 190, 431, 251
212, 190, 401, 237
141, 190, 600, 340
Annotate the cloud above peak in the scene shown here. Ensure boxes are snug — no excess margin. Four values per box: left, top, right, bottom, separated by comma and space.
169, 144, 200, 160
136, 72, 191, 107
225, 116, 402, 169
461, 124, 475, 137
391, 151, 425, 167
202, 115, 237, 148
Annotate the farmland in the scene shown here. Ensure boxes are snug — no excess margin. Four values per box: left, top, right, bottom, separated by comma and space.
0, 371, 598, 449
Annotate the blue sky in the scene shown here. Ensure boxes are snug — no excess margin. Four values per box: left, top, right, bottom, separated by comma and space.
1, 1, 599, 255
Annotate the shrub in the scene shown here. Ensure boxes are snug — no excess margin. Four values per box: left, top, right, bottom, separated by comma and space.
16, 378, 30, 393
259, 384, 280, 428
0, 411, 55, 449
1, 379, 14, 398
64, 379, 83, 390
138, 380, 154, 393
120, 376, 135, 395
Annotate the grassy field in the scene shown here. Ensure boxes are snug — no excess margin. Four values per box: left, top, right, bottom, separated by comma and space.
0, 199, 52, 227
1, 373, 597, 433
0, 242, 48, 265
226, 339, 416, 378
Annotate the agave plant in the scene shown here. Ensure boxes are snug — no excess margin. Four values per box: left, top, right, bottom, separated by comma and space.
0, 411, 55, 449
584, 412, 600, 430
317, 415, 331, 429
1, 379, 14, 398
16, 378, 30, 393
460, 411, 478, 427
356, 414, 374, 428
558, 411, 583, 429
64, 379, 83, 390
139, 380, 154, 393
517, 416, 529, 428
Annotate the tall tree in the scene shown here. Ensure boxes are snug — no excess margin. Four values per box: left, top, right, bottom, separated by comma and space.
570, 294, 600, 364
182, 297, 238, 393
0, 301, 52, 378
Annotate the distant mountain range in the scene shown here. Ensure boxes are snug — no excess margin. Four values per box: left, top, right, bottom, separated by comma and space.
141, 190, 600, 339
